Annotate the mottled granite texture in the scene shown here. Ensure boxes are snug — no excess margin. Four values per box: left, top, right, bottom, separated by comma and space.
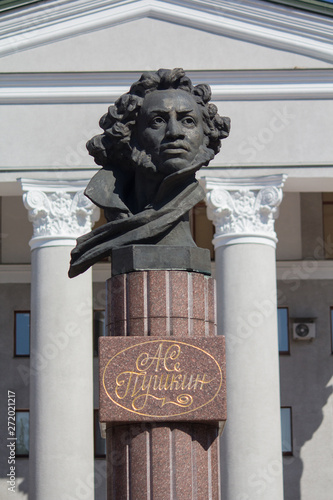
100, 337, 226, 423
101, 269, 225, 499
106, 270, 217, 337
106, 423, 220, 500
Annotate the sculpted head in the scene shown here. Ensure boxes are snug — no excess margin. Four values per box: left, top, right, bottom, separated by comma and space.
137, 88, 206, 174
87, 68, 230, 175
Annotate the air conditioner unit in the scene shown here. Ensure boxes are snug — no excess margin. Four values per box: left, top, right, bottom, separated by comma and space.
292, 320, 316, 341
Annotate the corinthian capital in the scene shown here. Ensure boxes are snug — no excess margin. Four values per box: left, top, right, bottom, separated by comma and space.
20, 179, 100, 249
202, 175, 287, 249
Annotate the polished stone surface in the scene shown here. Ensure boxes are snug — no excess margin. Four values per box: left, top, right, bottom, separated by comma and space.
106, 270, 216, 337
106, 423, 220, 500
100, 336, 226, 423
111, 244, 211, 276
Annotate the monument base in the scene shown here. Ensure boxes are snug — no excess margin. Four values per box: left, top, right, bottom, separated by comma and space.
106, 423, 220, 499
101, 263, 225, 500
111, 245, 211, 276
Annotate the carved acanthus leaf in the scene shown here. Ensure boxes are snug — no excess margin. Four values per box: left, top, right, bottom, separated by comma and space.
23, 189, 99, 238
206, 184, 283, 238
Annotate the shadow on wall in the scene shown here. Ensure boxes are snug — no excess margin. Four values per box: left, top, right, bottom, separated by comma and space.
282, 383, 332, 500
18, 476, 28, 495
279, 198, 333, 500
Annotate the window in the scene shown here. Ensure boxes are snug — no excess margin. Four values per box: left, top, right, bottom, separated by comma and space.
93, 310, 105, 357
16, 410, 29, 457
94, 410, 106, 458
278, 307, 289, 354
14, 312, 30, 356
281, 407, 292, 455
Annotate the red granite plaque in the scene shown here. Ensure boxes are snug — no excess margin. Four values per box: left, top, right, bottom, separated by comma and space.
99, 337, 226, 423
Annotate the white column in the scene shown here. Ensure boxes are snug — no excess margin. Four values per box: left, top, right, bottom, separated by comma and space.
21, 179, 99, 500
203, 175, 286, 500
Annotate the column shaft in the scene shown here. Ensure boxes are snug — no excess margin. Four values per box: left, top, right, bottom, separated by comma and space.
217, 244, 283, 500
30, 246, 94, 500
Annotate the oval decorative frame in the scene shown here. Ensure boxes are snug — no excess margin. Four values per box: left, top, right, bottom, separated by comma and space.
102, 339, 223, 418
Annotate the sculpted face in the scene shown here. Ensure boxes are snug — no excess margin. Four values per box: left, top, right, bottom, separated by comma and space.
137, 89, 206, 174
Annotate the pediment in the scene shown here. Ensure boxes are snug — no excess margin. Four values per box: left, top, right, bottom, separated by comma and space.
0, 0, 332, 71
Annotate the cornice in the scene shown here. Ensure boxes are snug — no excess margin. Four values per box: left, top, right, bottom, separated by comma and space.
276, 260, 333, 280
0, 0, 332, 62
1, 69, 332, 104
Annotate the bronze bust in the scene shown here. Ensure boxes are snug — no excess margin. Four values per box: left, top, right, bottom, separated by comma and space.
69, 68, 230, 278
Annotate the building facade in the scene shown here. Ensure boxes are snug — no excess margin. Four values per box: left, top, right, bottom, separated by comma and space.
0, 0, 332, 499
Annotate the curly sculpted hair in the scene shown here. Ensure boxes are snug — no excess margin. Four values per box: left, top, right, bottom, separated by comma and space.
87, 68, 230, 168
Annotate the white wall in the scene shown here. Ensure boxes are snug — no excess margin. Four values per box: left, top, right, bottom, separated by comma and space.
0, 104, 101, 169
211, 99, 333, 167
1, 99, 333, 169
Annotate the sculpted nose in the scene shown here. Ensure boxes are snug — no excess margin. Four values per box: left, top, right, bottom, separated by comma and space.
166, 117, 184, 139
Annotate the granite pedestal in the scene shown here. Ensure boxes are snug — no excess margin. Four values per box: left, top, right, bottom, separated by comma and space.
100, 246, 226, 499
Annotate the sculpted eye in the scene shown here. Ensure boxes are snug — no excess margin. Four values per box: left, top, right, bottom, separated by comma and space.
182, 116, 196, 126
150, 116, 165, 128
